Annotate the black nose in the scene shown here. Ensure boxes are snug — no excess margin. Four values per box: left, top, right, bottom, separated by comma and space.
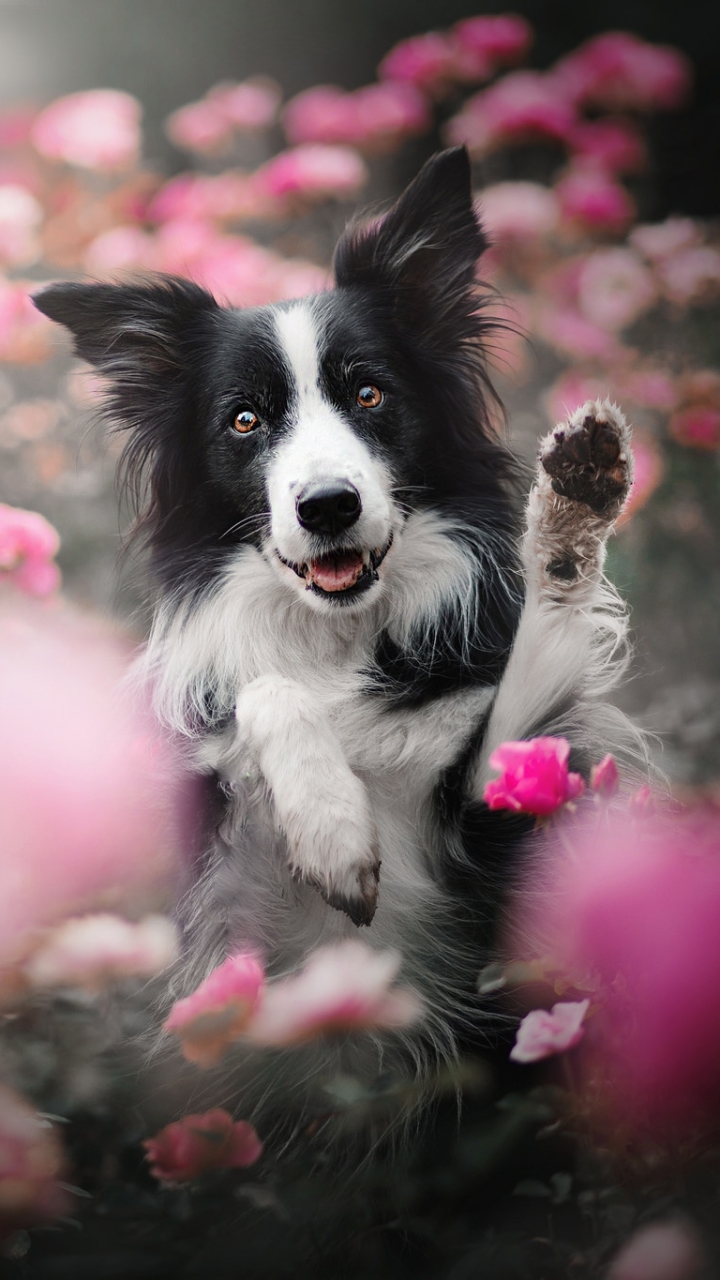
296, 482, 362, 535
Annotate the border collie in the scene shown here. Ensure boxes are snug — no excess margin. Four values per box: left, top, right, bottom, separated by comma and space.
35, 147, 640, 1120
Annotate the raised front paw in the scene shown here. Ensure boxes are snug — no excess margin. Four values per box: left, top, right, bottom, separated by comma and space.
541, 399, 633, 518
289, 822, 381, 928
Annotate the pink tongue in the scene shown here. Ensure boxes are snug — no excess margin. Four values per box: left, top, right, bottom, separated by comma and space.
309, 551, 364, 593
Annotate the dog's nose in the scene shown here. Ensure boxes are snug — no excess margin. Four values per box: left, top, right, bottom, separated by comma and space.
296, 482, 362, 535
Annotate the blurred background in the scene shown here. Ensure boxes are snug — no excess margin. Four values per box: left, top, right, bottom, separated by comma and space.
0, 0, 719, 785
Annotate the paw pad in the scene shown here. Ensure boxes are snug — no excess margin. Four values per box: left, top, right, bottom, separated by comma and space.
541, 401, 632, 516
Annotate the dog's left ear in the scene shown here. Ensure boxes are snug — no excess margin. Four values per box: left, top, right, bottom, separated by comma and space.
333, 147, 488, 344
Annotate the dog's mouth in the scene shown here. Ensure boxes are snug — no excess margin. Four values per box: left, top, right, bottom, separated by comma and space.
277, 536, 392, 601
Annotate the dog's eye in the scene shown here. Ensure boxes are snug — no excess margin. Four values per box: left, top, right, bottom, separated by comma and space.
356, 384, 383, 409
233, 409, 259, 434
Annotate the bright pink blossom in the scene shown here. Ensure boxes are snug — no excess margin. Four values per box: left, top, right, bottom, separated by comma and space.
577, 248, 656, 331
553, 32, 692, 113
484, 737, 585, 816
510, 1000, 589, 1063
255, 145, 368, 201
164, 952, 265, 1067
148, 172, 276, 225
32, 89, 142, 171
283, 83, 430, 151
453, 15, 532, 69
246, 941, 424, 1048
446, 71, 577, 154
206, 78, 281, 131
378, 31, 460, 92
0, 502, 60, 596
621, 436, 664, 519
24, 913, 178, 991
555, 162, 635, 233
668, 405, 720, 449
590, 754, 619, 797
83, 224, 155, 275
0, 1084, 68, 1232
568, 118, 646, 174
144, 1109, 262, 1183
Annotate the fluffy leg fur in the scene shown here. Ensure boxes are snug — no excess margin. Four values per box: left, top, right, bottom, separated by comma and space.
474, 399, 635, 793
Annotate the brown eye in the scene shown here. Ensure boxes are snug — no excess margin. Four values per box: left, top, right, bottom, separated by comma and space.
356, 384, 383, 409
233, 409, 259, 434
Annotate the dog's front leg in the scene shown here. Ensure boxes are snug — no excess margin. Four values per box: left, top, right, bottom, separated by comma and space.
234, 675, 379, 926
474, 399, 633, 792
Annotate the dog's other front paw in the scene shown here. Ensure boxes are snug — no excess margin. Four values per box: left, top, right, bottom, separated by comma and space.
287, 811, 381, 927
541, 399, 633, 518
299, 850, 381, 928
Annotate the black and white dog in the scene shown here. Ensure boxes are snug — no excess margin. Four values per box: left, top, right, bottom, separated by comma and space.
35, 147, 639, 1114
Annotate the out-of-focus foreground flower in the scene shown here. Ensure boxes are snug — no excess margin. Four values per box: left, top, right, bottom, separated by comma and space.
144, 1109, 262, 1183
0, 501, 60, 596
163, 953, 265, 1068
484, 736, 585, 816
23, 913, 178, 992
510, 999, 589, 1063
0, 1084, 68, 1235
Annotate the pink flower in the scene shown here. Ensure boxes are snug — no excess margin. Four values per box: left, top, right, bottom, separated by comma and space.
608, 1221, 706, 1280
24, 913, 178, 991
446, 71, 577, 154
282, 83, 430, 151
246, 941, 424, 1048
477, 182, 559, 243
568, 119, 646, 174
144, 1109, 262, 1183
164, 952, 265, 1067
0, 184, 42, 266
545, 371, 614, 426
590, 754, 619, 797
656, 246, 720, 306
0, 502, 60, 596
83, 224, 155, 275
378, 32, 460, 92
165, 100, 232, 153
553, 33, 692, 113
577, 248, 657, 331
206, 78, 281, 131
619, 368, 677, 411
453, 15, 533, 69
620, 435, 664, 520
510, 1000, 589, 1063
0, 1084, 69, 1232
668, 405, 720, 449
535, 303, 620, 362
255, 145, 368, 201
555, 162, 635, 233
630, 217, 701, 263
32, 89, 142, 171
484, 737, 585, 816
0, 281, 55, 363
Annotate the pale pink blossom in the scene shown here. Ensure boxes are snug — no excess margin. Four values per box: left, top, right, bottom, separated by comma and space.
447, 71, 576, 154
510, 1000, 589, 1063
0, 1084, 68, 1231
32, 89, 142, 172
378, 31, 460, 92
206, 78, 281, 131
0, 104, 38, 150
668, 405, 720, 449
553, 33, 692, 113
577, 248, 656, 331
83, 224, 155, 275
148, 171, 275, 225
164, 952, 265, 1067
0, 501, 60, 596
484, 737, 585, 816
656, 246, 720, 306
246, 942, 424, 1048
590, 754, 619, 797
535, 303, 620, 362
477, 182, 559, 243
144, 1109, 262, 1183
453, 14, 532, 70
0, 184, 43, 266
0, 281, 55, 363
555, 162, 635, 233
619, 368, 677, 411
629, 217, 701, 262
608, 1221, 705, 1280
568, 118, 646, 174
255, 145, 368, 201
165, 99, 233, 153
283, 83, 429, 151
24, 914, 178, 991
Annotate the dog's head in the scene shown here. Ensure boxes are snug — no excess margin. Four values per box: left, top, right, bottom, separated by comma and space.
35, 147, 510, 614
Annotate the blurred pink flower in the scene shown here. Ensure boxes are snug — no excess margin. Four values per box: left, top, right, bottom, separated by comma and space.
378, 31, 460, 92
619, 368, 677, 411
0, 501, 60, 596
553, 32, 692, 113
629, 217, 701, 263
24, 913, 178, 992
577, 247, 656, 331
164, 952, 265, 1067
620, 435, 664, 520
668, 404, 720, 449
283, 83, 430, 151
656, 246, 720, 306
206, 78, 281, 131
83, 224, 155, 275
591, 754, 619, 797
608, 1221, 705, 1280
535, 302, 620, 362
144, 1109, 262, 1183
255, 145, 368, 201
484, 737, 585, 816
545, 371, 613, 425
246, 941, 424, 1048
0, 598, 194, 971
32, 89, 142, 172
0, 1084, 68, 1233
0, 104, 38, 150
447, 71, 576, 153
165, 100, 233, 153
0, 184, 42, 266
568, 118, 646, 174
0, 281, 55, 363
555, 162, 635, 233
148, 171, 276, 224
453, 14, 532, 70
510, 999, 589, 1063
477, 182, 559, 242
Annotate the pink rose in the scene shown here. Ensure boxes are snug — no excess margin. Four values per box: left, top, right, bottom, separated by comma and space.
484, 737, 585, 816
164, 952, 265, 1067
32, 89, 142, 172
0, 502, 60, 596
510, 1000, 589, 1063
144, 1109, 262, 1183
